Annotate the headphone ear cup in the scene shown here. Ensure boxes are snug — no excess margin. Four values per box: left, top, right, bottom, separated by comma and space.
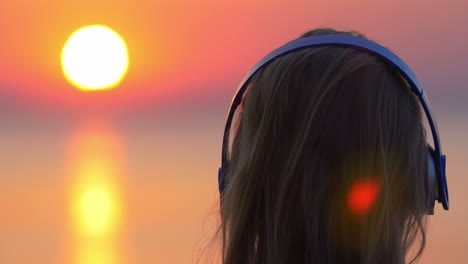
218, 167, 225, 195
427, 145, 438, 215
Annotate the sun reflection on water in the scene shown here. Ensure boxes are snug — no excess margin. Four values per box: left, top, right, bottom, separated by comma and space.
67, 121, 125, 264
81, 187, 112, 233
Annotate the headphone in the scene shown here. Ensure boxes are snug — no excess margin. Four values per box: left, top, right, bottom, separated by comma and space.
218, 34, 449, 215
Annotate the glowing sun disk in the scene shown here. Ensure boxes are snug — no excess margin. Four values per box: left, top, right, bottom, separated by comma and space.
61, 25, 129, 91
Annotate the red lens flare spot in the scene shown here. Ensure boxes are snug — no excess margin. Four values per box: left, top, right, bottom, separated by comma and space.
347, 178, 380, 216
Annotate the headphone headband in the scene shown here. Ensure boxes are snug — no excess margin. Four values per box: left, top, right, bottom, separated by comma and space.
220, 34, 449, 211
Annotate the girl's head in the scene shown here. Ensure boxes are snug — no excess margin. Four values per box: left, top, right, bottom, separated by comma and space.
218, 28, 429, 264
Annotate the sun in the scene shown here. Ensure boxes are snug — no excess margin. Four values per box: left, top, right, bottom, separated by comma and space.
61, 25, 129, 91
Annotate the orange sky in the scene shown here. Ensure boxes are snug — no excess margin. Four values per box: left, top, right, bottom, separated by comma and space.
1, 0, 466, 112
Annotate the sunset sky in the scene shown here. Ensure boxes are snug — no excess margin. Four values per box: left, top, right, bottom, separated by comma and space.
0, 0, 467, 263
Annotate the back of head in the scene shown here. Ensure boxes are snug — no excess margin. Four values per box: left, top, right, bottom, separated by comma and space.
220, 28, 428, 264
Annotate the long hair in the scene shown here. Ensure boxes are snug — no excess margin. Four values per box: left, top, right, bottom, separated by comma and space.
218, 28, 428, 264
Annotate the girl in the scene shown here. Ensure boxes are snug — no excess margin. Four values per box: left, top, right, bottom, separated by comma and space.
215, 28, 448, 264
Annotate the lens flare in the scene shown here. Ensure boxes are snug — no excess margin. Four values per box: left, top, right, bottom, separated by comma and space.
61, 25, 129, 91
347, 178, 380, 216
